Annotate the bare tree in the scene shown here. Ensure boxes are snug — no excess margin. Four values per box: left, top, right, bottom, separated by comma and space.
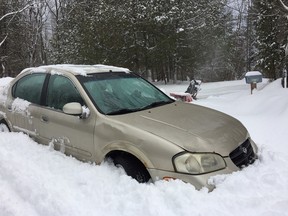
44, 0, 67, 51
23, 1, 50, 66
0, 2, 33, 76
0, 3, 31, 48
0, 4, 30, 22
0, 1, 51, 76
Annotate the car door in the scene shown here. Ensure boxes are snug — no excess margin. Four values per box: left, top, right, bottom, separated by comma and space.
31, 74, 96, 161
8, 73, 47, 137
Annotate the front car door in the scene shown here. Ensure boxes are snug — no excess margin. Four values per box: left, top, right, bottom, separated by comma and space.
31, 73, 96, 161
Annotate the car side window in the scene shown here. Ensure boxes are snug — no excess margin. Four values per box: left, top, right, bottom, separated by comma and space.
46, 75, 84, 110
12, 73, 46, 105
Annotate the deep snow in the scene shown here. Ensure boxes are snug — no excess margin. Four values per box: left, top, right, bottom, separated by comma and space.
0, 77, 288, 216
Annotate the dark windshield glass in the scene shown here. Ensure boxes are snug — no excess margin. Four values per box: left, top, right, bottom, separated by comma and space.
77, 72, 173, 115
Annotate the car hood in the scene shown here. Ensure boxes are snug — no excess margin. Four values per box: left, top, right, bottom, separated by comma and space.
112, 102, 248, 156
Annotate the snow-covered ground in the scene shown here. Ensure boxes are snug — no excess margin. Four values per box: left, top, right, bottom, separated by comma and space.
1, 77, 288, 216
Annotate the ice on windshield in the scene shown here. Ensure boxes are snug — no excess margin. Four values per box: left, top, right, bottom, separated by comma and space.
80, 73, 172, 115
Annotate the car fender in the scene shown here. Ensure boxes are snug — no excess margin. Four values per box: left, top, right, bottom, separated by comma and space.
94, 116, 184, 171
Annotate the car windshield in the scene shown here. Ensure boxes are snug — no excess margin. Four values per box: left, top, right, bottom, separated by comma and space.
77, 72, 173, 115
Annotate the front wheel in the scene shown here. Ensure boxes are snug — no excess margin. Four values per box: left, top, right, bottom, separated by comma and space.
113, 153, 151, 183
0, 120, 10, 132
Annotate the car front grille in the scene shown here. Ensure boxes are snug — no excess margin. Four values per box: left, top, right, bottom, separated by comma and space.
229, 139, 257, 168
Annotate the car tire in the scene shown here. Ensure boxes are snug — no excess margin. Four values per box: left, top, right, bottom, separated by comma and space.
113, 153, 151, 183
0, 120, 10, 132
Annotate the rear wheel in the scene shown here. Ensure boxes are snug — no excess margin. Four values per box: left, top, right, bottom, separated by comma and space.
112, 153, 151, 183
0, 120, 10, 132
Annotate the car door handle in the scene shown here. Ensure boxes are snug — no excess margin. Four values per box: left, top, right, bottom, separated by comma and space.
41, 115, 49, 122
7, 105, 12, 112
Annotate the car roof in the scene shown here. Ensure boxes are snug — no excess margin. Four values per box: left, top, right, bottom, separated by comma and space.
21, 64, 131, 76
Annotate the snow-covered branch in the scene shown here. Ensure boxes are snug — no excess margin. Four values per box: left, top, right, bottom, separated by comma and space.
0, 36, 8, 48
0, 4, 31, 48
0, 4, 30, 22
276, 0, 288, 13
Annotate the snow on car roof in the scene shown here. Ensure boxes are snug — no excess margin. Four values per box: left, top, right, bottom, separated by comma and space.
21, 64, 131, 76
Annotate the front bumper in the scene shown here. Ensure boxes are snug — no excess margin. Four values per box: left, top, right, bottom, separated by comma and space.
148, 158, 239, 191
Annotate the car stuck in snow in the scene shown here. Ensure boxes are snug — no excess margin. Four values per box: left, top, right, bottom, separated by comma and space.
0, 64, 258, 190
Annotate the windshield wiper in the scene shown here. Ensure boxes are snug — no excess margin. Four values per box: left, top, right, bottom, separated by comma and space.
106, 108, 139, 115
141, 100, 173, 110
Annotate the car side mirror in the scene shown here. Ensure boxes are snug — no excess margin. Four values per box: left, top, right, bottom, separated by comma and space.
63, 102, 84, 117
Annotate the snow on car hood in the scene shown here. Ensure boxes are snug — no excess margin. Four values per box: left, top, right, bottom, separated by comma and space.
113, 102, 248, 156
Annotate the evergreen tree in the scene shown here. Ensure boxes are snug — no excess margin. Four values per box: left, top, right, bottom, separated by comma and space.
51, 0, 230, 81
253, 0, 287, 79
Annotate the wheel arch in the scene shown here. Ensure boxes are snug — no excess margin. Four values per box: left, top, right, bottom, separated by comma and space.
106, 150, 152, 182
0, 118, 11, 132
104, 144, 154, 170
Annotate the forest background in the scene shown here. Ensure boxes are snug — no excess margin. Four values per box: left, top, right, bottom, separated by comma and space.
1, 0, 288, 82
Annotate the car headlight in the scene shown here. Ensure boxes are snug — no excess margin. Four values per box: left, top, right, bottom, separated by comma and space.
173, 152, 226, 174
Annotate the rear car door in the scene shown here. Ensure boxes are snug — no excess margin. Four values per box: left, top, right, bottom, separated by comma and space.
9, 73, 47, 137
